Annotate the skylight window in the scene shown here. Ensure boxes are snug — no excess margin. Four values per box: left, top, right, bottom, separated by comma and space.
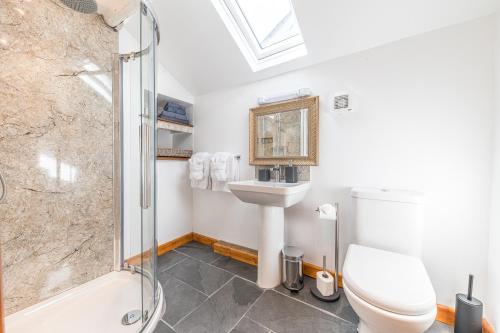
236, 0, 300, 49
211, 0, 307, 72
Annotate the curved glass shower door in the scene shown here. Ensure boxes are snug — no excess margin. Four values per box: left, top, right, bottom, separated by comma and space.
139, 2, 159, 327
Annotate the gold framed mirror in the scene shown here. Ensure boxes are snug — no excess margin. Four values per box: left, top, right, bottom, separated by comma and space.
249, 96, 319, 165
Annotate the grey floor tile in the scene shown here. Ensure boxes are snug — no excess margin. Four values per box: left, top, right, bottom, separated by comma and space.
166, 257, 233, 295
158, 251, 188, 272
212, 256, 258, 282
159, 271, 208, 326
247, 290, 357, 333
175, 277, 263, 333
426, 321, 453, 333
153, 320, 175, 333
231, 316, 270, 333
274, 276, 358, 324
176, 241, 223, 263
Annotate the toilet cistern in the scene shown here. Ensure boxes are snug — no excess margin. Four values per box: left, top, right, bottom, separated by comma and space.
227, 180, 311, 288
343, 187, 436, 333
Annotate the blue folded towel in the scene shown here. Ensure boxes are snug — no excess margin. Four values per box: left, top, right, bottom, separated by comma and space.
165, 101, 184, 109
163, 102, 186, 115
159, 111, 190, 124
166, 111, 188, 121
166, 105, 186, 115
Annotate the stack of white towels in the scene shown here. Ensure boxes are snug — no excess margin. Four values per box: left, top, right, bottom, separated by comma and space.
188, 152, 239, 192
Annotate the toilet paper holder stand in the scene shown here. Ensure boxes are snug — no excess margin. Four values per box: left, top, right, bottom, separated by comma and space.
311, 202, 341, 302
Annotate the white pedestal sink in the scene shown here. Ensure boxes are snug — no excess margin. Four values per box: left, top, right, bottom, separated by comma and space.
227, 180, 311, 289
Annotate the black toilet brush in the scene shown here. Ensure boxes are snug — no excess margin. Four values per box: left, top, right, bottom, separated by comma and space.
454, 274, 483, 333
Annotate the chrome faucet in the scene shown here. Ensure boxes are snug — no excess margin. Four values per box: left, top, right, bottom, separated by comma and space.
271, 164, 281, 182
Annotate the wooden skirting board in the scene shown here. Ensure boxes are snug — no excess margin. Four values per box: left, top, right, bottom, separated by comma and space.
125, 232, 495, 332
213, 240, 258, 266
158, 232, 194, 256
126, 232, 195, 266
192, 233, 218, 246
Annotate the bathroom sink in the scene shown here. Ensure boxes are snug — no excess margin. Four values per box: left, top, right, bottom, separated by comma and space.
228, 180, 311, 208
228, 180, 311, 289
227, 180, 311, 289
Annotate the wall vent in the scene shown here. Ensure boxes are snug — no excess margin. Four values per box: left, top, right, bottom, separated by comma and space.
332, 93, 353, 112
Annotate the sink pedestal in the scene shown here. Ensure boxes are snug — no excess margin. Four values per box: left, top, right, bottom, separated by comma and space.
227, 180, 311, 290
257, 206, 284, 289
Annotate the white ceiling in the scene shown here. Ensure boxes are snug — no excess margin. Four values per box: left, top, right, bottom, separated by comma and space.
148, 0, 498, 96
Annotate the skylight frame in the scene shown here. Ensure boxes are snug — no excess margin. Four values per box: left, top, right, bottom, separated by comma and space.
211, 0, 307, 72
228, 0, 303, 59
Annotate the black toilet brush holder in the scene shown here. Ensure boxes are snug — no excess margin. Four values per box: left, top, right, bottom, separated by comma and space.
454, 274, 483, 333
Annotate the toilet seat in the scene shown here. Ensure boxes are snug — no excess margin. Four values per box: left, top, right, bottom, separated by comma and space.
343, 244, 436, 316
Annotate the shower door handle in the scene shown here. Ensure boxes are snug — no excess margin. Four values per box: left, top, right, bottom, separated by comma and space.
145, 123, 151, 208
140, 123, 151, 209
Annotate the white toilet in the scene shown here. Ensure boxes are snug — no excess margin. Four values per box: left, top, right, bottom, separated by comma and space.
342, 188, 436, 333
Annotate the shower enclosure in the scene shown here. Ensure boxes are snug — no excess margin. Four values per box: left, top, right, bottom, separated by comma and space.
2, 1, 163, 332
115, 1, 162, 327
116, 3, 160, 323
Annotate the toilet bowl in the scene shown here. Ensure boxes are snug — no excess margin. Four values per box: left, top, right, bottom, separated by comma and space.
343, 244, 436, 333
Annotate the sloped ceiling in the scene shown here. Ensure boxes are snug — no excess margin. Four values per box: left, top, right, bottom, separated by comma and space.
147, 0, 498, 96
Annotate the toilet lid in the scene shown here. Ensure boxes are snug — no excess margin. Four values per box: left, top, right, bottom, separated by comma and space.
343, 244, 436, 316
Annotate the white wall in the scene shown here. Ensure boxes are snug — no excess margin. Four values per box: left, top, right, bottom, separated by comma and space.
156, 39, 194, 248
487, 11, 500, 331
193, 16, 495, 308
119, 28, 194, 258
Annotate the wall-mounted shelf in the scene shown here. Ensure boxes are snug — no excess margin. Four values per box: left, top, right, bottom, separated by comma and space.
157, 147, 192, 159
157, 93, 194, 161
157, 156, 191, 161
157, 119, 193, 134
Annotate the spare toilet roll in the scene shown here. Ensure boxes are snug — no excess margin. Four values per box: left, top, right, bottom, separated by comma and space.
316, 270, 335, 296
318, 203, 336, 220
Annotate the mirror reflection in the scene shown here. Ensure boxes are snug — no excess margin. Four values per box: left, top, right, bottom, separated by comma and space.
249, 96, 319, 166
256, 108, 309, 158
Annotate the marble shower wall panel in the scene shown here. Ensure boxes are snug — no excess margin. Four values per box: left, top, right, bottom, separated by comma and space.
0, 0, 117, 314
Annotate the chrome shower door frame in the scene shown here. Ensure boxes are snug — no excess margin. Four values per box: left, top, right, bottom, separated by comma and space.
112, 1, 161, 331
112, 52, 124, 272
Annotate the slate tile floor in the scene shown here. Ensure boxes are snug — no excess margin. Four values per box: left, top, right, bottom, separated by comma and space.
154, 241, 453, 333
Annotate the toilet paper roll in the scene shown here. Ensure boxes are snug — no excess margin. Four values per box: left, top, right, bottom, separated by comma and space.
318, 203, 336, 220
316, 271, 334, 296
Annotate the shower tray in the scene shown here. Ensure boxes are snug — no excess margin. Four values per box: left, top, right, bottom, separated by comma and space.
5, 271, 165, 333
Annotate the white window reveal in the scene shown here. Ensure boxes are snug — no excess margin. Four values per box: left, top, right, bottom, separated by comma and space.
211, 0, 307, 72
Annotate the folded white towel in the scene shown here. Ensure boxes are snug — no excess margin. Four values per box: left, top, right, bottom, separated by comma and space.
189, 163, 204, 181
211, 153, 231, 181
210, 152, 239, 192
189, 152, 211, 189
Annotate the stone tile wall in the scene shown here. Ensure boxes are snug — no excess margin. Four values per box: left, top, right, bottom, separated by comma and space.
0, 0, 117, 314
